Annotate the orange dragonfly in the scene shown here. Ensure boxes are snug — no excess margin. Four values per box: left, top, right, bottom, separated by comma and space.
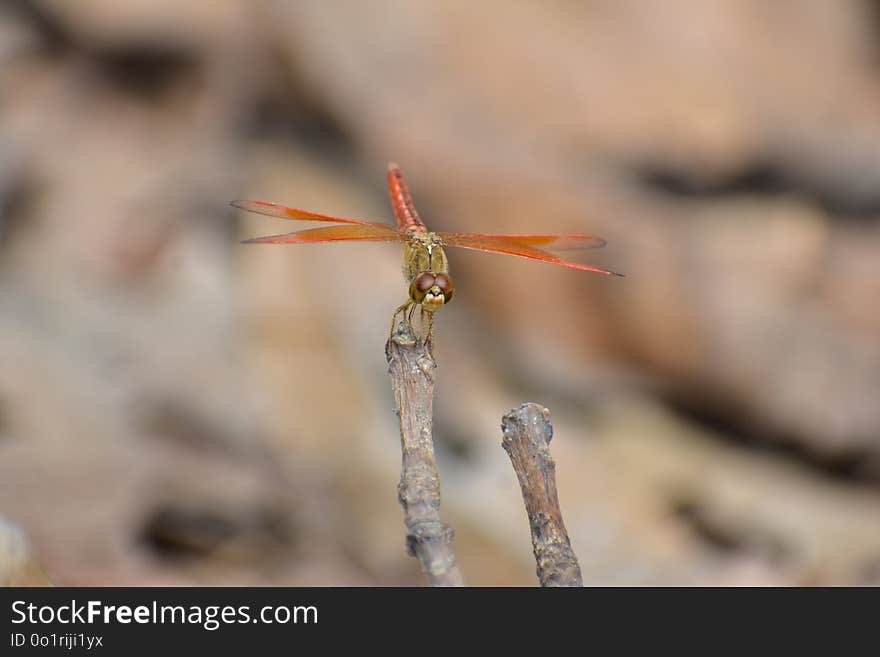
234, 164, 622, 341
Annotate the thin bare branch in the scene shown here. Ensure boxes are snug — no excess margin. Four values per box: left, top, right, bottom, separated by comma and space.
386, 321, 463, 586
502, 403, 583, 587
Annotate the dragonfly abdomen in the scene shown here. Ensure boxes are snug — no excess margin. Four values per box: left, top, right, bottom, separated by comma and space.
387, 163, 425, 232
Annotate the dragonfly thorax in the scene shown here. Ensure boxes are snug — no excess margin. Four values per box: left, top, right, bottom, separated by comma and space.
402, 231, 452, 311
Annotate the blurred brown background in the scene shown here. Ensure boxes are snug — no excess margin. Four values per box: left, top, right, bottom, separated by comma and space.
1, 0, 880, 586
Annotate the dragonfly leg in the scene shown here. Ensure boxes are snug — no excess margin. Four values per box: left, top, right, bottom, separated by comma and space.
390, 300, 413, 336
421, 308, 435, 350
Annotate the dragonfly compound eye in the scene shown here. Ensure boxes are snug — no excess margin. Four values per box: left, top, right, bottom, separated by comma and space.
433, 273, 454, 302
411, 272, 436, 302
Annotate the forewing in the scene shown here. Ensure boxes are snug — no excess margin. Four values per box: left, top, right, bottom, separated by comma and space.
438, 232, 622, 276
449, 233, 607, 250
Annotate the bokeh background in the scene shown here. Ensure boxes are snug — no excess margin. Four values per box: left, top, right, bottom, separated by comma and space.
2, 0, 880, 586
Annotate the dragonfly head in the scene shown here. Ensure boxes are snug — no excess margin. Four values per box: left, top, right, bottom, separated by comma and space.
410, 272, 455, 311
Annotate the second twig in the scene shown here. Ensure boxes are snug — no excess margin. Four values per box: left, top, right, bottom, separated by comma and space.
502, 402, 583, 587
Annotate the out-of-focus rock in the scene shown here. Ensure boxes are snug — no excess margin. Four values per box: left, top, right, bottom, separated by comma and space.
34, 0, 249, 46
0, 517, 50, 586
263, 0, 880, 466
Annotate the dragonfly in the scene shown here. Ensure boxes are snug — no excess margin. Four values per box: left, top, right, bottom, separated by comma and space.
233, 164, 622, 343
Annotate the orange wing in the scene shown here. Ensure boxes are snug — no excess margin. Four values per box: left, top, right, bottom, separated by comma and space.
441, 233, 606, 250
241, 224, 405, 245
437, 232, 623, 276
232, 200, 392, 227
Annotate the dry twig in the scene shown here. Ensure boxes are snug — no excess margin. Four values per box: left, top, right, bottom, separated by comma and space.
502, 403, 583, 586
385, 321, 463, 586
